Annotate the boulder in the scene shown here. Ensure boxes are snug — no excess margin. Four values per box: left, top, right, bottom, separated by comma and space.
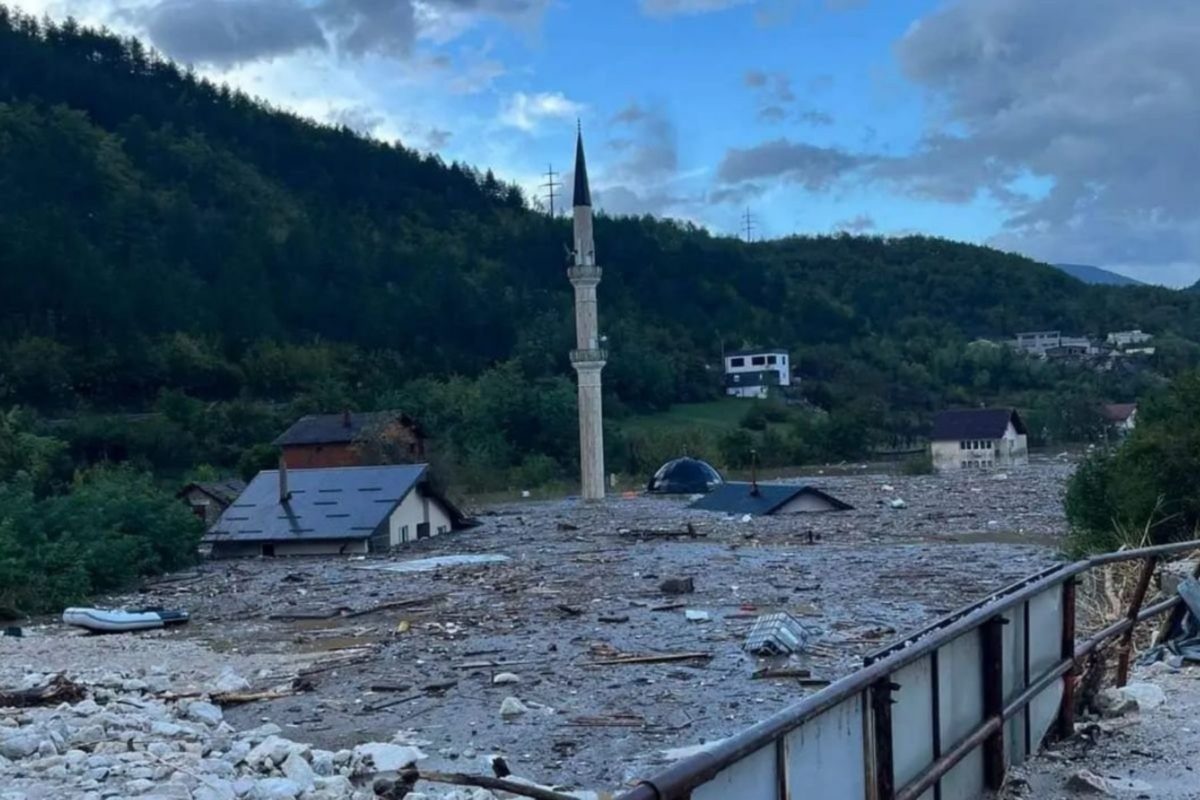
213, 669, 251, 695
1066, 769, 1111, 795
280, 752, 315, 789
498, 697, 528, 718
248, 777, 303, 800
351, 742, 425, 773
0, 732, 43, 760
185, 701, 223, 727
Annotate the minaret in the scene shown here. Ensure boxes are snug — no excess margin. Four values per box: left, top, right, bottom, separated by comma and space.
567, 125, 606, 501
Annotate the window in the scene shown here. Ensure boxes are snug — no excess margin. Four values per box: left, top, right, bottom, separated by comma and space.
751, 356, 766, 366
401, 525, 409, 541
985, 440, 993, 449
960, 441, 967, 450
730, 357, 745, 368
767, 355, 777, 365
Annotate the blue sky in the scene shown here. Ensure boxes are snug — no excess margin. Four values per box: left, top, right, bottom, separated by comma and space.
16, 0, 1200, 287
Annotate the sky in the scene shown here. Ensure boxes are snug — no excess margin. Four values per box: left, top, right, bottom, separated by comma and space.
13, 0, 1200, 287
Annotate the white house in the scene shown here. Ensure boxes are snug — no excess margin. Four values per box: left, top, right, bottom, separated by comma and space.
1106, 330, 1152, 348
724, 348, 790, 399
204, 464, 468, 558
930, 408, 1030, 472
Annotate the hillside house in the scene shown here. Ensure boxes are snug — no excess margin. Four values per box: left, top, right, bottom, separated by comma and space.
177, 479, 245, 526
1011, 332, 1094, 358
204, 464, 467, 558
724, 348, 790, 399
1106, 330, 1152, 348
1101, 403, 1138, 436
930, 408, 1029, 471
274, 411, 425, 469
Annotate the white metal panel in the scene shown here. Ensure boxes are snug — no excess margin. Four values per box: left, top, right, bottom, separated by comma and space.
891, 656, 935, 800
1027, 587, 1065, 752
1001, 605, 1028, 766
692, 743, 777, 800
783, 694, 867, 800
937, 632, 986, 800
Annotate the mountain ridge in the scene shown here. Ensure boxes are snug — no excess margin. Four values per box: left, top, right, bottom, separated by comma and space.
1053, 263, 1145, 286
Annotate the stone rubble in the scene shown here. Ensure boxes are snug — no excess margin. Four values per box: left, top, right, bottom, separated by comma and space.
0, 672, 547, 800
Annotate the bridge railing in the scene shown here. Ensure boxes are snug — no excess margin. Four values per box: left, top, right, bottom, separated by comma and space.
616, 540, 1200, 800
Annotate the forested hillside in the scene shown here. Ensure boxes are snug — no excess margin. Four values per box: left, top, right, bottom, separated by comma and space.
3, 8, 1200, 487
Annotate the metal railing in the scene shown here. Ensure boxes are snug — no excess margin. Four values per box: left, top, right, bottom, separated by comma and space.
616, 540, 1200, 800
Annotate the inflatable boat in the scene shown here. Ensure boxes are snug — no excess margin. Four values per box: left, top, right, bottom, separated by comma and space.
62, 607, 189, 633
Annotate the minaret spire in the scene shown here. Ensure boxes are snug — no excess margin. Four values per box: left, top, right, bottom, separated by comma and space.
566, 124, 606, 501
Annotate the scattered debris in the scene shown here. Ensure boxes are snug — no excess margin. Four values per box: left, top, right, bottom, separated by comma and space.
750, 667, 811, 680
355, 554, 511, 573
398, 767, 579, 800
492, 672, 521, 685
556, 522, 580, 531
567, 713, 645, 728
889, 499, 908, 510
745, 612, 810, 656
598, 615, 630, 624
684, 610, 710, 623
556, 604, 585, 617
0, 674, 85, 708
587, 652, 712, 667
1065, 768, 1111, 795
659, 577, 695, 595
620, 524, 705, 540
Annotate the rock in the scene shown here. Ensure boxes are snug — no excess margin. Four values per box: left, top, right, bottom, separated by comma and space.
889, 498, 908, 510
280, 752, 314, 789
0, 733, 42, 760
351, 742, 425, 772
245, 736, 295, 769
185, 702, 223, 727
684, 610, 710, 622
150, 721, 185, 738
213, 669, 251, 695
120, 679, 149, 693
193, 780, 237, 800
248, 777, 303, 799
498, 697, 529, 718
241, 723, 282, 743
125, 778, 157, 795
1066, 769, 1111, 794
72, 699, 102, 716
36, 738, 58, 757
491, 673, 521, 686
309, 750, 335, 777
1120, 682, 1166, 710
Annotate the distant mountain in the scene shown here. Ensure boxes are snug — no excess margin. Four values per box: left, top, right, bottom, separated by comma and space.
1054, 263, 1145, 286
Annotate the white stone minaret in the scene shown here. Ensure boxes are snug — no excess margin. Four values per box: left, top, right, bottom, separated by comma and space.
568, 125, 606, 501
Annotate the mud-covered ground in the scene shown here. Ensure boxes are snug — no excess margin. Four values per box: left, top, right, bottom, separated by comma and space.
1, 460, 1072, 794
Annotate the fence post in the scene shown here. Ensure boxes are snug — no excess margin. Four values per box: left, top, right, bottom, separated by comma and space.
1057, 578, 1077, 740
981, 616, 1005, 789
1116, 556, 1158, 687
871, 679, 898, 800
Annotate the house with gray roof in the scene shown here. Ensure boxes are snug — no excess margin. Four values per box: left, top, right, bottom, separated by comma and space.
274, 410, 426, 469
930, 408, 1029, 471
690, 482, 852, 516
177, 478, 246, 526
203, 464, 468, 558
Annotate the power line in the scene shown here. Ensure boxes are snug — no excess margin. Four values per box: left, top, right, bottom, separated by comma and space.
539, 164, 562, 217
742, 208, 756, 243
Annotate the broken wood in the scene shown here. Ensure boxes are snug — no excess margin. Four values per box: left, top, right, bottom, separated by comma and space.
598, 615, 630, 624
566, 713, 645, 727
341, 594, 445, 619
587, 652, 712, 667
650, 602, 686, 612
620, 524, 706, 540
267, 608, 352, 621
0, 674, 85, 708
421, 680, 458, 693
751, 667, 812, 680
555, 604, 584, 617
369, 683, 411, 693
398, 768, 579, 800
362, 692, 424, 713
453, 657, 546, 671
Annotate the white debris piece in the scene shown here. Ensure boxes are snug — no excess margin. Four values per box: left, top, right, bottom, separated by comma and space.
492, 673, 521, 685
499, 697, 529, 718
684, 610, 711, 622
889, 498, 908, 510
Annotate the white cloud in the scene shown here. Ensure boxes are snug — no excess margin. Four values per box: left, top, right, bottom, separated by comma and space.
640, 0, 752, 17
498, 91, 584, 132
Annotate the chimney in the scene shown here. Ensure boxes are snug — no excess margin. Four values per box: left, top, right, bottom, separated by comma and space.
343, 409, 352, 429
278, 456, 291, 504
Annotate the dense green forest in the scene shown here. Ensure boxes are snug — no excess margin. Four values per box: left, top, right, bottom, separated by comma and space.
2, 8, 1200, 489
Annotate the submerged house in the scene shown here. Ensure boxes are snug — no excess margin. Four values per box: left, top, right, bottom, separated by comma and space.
930, 408, 1029, 471
177, 479, 246, 526
1100, 403, 1138, 436
690, 482, 852, 516
275, 411, 426, 469
204, 464, 468, 558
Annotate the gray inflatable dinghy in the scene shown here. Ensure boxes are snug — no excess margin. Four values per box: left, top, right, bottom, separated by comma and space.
62, 607, 189, 633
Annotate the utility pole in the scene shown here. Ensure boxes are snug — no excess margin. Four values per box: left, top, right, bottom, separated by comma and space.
742, 208, 756, 242
540, 164, 562, 217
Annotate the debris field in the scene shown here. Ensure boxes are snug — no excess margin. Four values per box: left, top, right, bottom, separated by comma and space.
1, 461, 1072, 796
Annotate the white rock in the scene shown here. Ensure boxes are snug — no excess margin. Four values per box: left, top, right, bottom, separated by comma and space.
245, 736, 295, 769
36, 738, 58, 757
125, 778, 157, 795
213, 669, 251, 694
351, 742, 425, 772
889, 498, 908, 510
185, 702, 223, 727
684, 610, 710, 622
1120, 682, 1166, 710
1066, 768, 1111, 794
492, 673, 521, 685
309, 750, 335, 777
280, 752, 314, 788
249, 777, 303, 800
498, 697, 529, 718
193, 782, 237, 800
150, 721, 185, 738
72, 699, 102, 716
0, 733, 42, 760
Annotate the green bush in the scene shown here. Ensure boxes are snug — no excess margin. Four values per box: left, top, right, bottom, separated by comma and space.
899, 451, 934, 475
0, 467, 204, 614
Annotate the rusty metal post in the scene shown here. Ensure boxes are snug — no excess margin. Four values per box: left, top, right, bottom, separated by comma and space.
981, 617, 1005, 789
871, 679, 898, 800
1115, 556, 1158, 687
1056, 578, 1077, 739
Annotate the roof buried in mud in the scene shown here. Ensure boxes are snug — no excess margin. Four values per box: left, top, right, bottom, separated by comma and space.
690, 482, 853, 516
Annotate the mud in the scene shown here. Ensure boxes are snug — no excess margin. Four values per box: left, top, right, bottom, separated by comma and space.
1, 460, 1072, 794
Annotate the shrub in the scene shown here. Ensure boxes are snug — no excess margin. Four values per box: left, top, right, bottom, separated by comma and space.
899, 451, 934, 475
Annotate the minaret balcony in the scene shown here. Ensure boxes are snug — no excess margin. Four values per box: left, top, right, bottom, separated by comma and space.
570, 348, 607, 365
567, 265, 603, 284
